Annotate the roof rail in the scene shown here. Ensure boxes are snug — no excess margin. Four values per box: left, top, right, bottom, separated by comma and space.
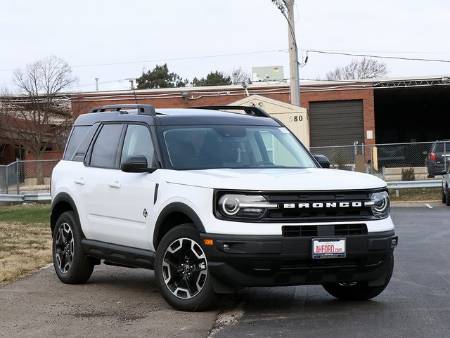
89, 104, 156, 116
194, 105, 270, 118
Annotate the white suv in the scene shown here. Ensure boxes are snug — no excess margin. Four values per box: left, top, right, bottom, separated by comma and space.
51, 104, 397, 311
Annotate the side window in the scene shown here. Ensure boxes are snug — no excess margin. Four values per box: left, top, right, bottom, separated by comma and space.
90, 124, 124, 168
121, 124, 155, 168
64, 126, 90, 161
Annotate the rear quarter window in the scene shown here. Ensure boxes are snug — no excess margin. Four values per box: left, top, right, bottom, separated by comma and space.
433, 141, 450, 153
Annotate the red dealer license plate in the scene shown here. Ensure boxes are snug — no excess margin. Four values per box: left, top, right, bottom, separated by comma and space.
312, 239, 346, 259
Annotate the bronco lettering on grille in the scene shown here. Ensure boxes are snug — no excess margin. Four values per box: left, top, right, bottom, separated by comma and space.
282, 201, 370, 209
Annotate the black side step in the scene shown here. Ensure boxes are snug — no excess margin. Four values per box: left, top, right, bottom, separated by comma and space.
81, 239, 155, 269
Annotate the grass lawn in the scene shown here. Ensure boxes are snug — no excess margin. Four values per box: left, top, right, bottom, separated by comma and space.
0, 203, 52, 284
389, 187, 441, 201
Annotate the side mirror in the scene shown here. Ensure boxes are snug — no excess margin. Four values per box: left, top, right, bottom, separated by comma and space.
313, 154, 331, 169
121, 156, 155, 173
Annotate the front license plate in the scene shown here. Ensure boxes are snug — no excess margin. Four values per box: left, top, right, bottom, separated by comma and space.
312, 239, 346, 259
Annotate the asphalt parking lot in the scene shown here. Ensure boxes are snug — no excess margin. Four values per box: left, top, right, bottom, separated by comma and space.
0, 205, 449, 337
217, 205, 450, 338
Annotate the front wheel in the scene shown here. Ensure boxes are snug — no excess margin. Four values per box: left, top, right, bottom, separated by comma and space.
323, 255, 394, 301
154, 225, 216, 311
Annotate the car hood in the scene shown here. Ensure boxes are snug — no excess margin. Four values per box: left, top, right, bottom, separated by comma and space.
162, 168, 386, 191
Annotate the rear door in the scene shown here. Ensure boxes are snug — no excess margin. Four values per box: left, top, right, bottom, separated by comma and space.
82, 123, 126, 244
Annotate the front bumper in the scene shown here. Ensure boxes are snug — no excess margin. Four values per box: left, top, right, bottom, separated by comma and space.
201, 231, 397, 290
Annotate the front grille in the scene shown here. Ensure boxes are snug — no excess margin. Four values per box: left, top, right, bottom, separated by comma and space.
282, 224, 368, 237
282, 225, 318, 237
263, 191, 374, 222
334, 224, 368, 236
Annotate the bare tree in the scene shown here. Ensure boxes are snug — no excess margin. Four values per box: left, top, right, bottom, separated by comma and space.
0, 56, 75, 184
326, 58, 388, 81
231, 67, 251, 85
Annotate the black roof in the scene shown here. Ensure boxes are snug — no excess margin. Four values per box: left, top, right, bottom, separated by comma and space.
74, 107, 280, 127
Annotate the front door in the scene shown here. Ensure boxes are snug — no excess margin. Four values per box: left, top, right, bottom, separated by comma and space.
109, 124, 157, 249
84, 123, 157, 249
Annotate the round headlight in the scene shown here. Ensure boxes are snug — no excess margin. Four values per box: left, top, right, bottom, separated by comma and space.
370, 191, 390, 217
220, 196, 240, 216
217, 194, 278, 219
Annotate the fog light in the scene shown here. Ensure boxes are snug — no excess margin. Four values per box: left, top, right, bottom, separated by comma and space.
391, 237, 398, 248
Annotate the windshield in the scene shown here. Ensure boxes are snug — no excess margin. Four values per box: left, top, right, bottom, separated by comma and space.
161, 125, 317, 170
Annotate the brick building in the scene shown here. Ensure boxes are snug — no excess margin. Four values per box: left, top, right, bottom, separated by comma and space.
71, 76, 450, 147
71, 80, 376, 148
2, 75, 449, 164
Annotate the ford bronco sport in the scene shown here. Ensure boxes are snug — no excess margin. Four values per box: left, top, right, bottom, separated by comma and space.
51, 104, 397, 311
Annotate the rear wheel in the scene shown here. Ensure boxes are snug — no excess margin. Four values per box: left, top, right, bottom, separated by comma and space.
442, 187, 447, 204
155, 225, 216, 311
323, 255, 394, 301
52, 211, 94, 284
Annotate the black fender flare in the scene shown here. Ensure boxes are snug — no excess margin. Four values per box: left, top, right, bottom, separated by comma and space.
50, 192, 81, 234
153, 202, 205, 249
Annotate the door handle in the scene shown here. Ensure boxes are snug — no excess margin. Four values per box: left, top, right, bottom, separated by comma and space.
109, 181, 121, 189
74, 178, 85, 186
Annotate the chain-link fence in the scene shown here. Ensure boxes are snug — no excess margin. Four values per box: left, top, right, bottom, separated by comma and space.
0, 141, 447, 194
0, 160, 59, 194
311, 141, 449, 181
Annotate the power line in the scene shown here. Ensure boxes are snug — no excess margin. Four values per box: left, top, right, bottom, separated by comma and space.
307, 49, 450, 63
4, 48, 450, 75
72, 49, 289, 68
310, 48, 450, 55
0, 49, 289, 73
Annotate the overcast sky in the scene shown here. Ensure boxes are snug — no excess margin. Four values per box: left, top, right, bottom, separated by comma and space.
1, 0, 450, 92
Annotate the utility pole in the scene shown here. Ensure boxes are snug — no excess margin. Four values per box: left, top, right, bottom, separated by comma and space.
285, 0, 300, 106
126, 78, 135, 90
95, 78, 99, 91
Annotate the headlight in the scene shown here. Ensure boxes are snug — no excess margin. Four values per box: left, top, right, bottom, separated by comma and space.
217, 194, 278, 219
368, 191, 390, 218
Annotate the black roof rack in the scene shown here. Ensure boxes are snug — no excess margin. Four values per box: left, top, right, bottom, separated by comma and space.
194, 105, 270, 118
89, 104, 156, 116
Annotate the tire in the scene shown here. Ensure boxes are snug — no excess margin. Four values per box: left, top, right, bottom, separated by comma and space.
323, 254, 394, 301
446, 187, 450, 206
154, 224, 216, 311
442, 188, 447, 204
52, 211, 94, 284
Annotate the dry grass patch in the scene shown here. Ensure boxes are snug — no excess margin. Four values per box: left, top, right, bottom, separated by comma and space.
0, 204, 52, 284
389, 187, 441, 201
0, 222, 52, 284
